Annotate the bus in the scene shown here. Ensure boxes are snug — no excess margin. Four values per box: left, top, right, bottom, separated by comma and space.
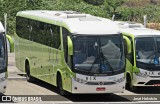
15, 10, 128, 95
116, 21, 160, 91
0, 22, 14, 93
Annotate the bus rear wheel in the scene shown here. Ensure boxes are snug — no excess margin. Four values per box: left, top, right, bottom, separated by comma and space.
57, 75, 67, 95
25, 63, 34, 82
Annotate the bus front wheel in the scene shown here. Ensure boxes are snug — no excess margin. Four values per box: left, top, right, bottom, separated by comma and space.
126, 74, 137, 92
57, 74, 67, 95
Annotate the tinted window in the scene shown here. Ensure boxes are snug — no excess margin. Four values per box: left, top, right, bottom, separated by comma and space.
16, 17, 61, 49
62, 28, 70, 62
16, 17, 30, 40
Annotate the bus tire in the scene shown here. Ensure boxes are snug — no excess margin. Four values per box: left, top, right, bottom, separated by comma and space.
25, 62, 34, 82
126, 73, 130, 89
126, 74, 136, 92
57, 74, 67, 95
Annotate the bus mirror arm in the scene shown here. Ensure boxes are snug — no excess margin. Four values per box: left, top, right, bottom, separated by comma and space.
67, 36, 73, 55
123, 36, 131, 54
133, 66, 140, 73
6, 35, 14, 53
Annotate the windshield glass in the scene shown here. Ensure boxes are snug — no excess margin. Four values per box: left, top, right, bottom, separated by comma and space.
0, 34, 5, 69
73, 35, 125, 74
136, 37, 160, 68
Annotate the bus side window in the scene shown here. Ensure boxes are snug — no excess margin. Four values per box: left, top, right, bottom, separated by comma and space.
35, 22, 50, 46
39, 23, 47, 45
39, 22, 44, 30
49, 25, 54, 47
16, 17, 30, 40
44, 24, 51, 46
54, 26, 60, 49
30, 20, 37, 41
49, 25, 60, 49
62, 28, 69, 62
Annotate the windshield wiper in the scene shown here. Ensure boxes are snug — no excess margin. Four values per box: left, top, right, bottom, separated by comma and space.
100, 49, 115, 74
88, 50, 116, 74
88, 57, 99, 74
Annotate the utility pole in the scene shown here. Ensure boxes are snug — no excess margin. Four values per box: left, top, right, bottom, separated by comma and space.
112, 14, 115, 21
143, 15, 147, 28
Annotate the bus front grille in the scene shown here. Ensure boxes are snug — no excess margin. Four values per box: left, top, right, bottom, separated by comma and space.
86, 82, 116, 85
145, 80, 160, 85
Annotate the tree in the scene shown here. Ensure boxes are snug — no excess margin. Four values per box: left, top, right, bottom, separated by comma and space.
104, 0, 125, 17
0, 0, 44, 35
84, 0, 104, 5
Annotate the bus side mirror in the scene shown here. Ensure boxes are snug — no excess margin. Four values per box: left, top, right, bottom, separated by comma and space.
6, 35, 14, 53
67, 36, 73, 55
123, 36, 131, 54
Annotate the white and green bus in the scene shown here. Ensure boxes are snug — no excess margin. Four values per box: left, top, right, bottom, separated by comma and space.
0, 22, 14, 93
15, 10, 126, 95
116, 21, 160, 91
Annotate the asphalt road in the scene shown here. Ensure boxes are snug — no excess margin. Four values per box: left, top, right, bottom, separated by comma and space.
2, 53, 160, 103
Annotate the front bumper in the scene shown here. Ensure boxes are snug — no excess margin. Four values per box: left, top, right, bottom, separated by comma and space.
133, 73, 160, 87
71, 73, 125, 94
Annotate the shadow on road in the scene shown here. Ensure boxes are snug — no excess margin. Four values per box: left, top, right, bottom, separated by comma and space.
126, 87, 160, 94
64, 94, 129, 102
10, 74, 160, 102
26, 76, 130, 102
28, 77, 59, 94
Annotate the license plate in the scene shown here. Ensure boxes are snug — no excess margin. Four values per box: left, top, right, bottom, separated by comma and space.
96, 87, 105, 91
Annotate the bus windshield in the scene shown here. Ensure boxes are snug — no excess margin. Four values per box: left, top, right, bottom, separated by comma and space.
73, 35, 125, 74
0, 34, 5, 69
136, 37, 160, 68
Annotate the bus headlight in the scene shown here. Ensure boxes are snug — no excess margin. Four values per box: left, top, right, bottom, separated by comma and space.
135, 72, 148, 77
73, 78, 88, 84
